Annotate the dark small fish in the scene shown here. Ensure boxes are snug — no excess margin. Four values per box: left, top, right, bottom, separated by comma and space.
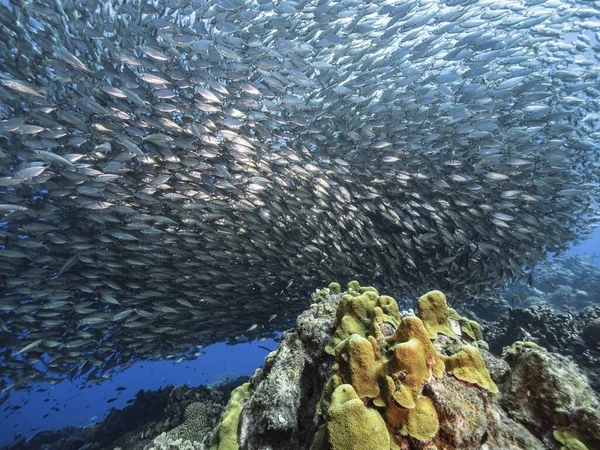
106, 398, 117, 403
544, 281, 557, 289
51, 407, 60, 411
126, 399, 135, 404
43, 414, 49, 418
258, 345, 274, 352
116, 386, 126, 391
480, 430, 489, 444
527, 273, 534, 288
50, 255, 79, 279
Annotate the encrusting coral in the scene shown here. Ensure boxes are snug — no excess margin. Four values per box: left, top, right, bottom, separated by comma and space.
209, 382, 251, 450
312, 282, 498, 449
312, 384, 390, 450
443, 345, 498, 393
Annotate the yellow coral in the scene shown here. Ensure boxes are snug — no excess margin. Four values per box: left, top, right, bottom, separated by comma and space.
210, 382, 251, 450
385, 316, 445, 404
325, 384, 390, 450
335, 334, 380, 399
316, 283, 497, 448
553, 428, 590, 450
444, 345, 498, 393
399, 396, 439, 441
328, 282, 341, 295
417, 290, 458, 339
325, 282, 400, 354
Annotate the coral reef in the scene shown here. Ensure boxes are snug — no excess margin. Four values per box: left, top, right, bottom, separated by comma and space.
485, 305, 600, 394
0, 426, 91, 450
507, 255, 600, 312
4, 279, 599, 450
466, 255, 600, 324
228, 281, 598, 450
144, 432, 202, 450
0, 379, 247, 450
311, 285, 507, 449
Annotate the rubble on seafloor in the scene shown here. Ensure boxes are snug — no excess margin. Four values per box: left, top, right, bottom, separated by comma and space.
3, 281, 600, 450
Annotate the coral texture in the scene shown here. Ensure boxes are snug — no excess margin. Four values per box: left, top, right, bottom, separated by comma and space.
313, 283, 501, 449
210, 382, 251, 450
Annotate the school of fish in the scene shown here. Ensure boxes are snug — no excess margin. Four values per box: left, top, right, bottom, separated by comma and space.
0, 0, 600, 391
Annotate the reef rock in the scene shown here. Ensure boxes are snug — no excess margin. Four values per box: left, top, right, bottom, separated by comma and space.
507, 255, 600, 312
209, 282, 600, 450
0, 379, 246, 450
235, 284, 343, 450
501, 341, 600, 449
7, 282, 599, 450
485, 305, 600, 394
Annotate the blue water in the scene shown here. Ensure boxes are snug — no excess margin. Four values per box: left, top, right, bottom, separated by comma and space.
0, 339, 277, 447
1, 228, 600, 447
567, 225, 600, 264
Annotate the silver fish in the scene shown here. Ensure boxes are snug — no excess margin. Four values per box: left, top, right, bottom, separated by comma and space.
0, 0, 598, 392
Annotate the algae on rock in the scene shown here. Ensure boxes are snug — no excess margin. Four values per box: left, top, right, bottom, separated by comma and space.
501, 341, 600, 449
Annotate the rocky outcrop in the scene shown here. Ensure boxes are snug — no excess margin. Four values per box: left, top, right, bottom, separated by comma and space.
484, 305, 600, 394
235, 284, 342, 450
215, 282, 600, 450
